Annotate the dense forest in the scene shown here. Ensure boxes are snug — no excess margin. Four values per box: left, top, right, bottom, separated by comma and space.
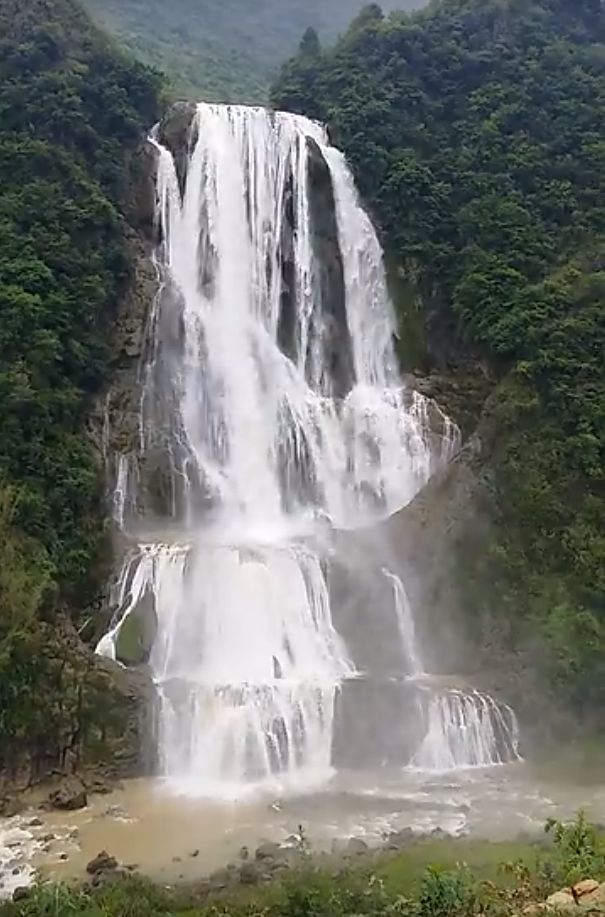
273, 0, 605, 724
0, 0, 162, 769
81, 0, 425, 102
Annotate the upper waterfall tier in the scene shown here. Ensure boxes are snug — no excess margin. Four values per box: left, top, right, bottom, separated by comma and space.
114, 103, 458, 537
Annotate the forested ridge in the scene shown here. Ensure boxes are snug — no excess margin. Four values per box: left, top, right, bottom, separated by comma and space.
273, 0, 605, 724
0, 0, 162, 769
80, 0, 425, 102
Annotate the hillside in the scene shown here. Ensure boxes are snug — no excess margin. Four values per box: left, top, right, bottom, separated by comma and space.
80, 0, 426, 102
0, 0, 162, 780
272, 0, 605, 727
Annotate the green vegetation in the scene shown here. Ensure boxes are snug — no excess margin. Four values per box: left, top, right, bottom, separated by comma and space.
0, 0, 162, 770
80, 0, 425, 103
272, 0, 605, 726
2, 814, 604, 916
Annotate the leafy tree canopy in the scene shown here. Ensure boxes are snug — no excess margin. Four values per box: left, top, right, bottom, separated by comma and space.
0, 0, 162, 629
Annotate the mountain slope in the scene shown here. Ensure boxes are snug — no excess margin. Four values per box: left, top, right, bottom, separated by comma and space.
80, 0, 426, 102
0, 0, 162, 778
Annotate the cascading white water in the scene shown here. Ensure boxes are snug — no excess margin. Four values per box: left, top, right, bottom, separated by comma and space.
380, 564, 520, 771
410, 690, 521, 771
98, 102, 517, 793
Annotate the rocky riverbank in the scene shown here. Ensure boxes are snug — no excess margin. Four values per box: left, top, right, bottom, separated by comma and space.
3, 813, 604, 917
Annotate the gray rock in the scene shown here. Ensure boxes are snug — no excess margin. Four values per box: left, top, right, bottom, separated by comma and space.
0, 798, 22, 817
208, 867, 231, 890
86, 851, 118, 875
91, 866, 129, 888
255, 841, 282, 861
48, 778, 87, 812
12, 887, 30, 903
115, 588, 158, 666
239, 862, 260, 885
28, 817, 43, 827
345, 837, 369, 856
385, 827, 414, 849
158, 102, 198, 194
331, 837, 369, 857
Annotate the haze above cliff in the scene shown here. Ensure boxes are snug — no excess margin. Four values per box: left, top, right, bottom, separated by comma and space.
80, 0, 426, 102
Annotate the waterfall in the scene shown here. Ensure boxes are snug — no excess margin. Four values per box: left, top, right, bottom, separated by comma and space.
380, 566, 520, 772
99, 103, 517, 794
410, 690, 521, 771
382, 569, 423, 678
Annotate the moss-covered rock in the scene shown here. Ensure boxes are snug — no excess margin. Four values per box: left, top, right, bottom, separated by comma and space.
115, 589, 158, 666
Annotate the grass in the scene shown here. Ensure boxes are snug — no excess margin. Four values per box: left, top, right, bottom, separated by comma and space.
2, 814, 604, 917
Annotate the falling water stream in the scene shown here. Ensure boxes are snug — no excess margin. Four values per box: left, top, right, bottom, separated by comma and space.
98, 104, 518, 796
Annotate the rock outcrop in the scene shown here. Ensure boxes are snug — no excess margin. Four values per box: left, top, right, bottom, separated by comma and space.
306, 136, 354, 398
0, 617, 156, 811
115, 587, 158, 666
525, 879, 605, 914
158, 101, 197, 194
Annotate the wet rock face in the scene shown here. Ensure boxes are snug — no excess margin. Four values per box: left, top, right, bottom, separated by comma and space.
306, 136, 355, 399
277, 170, 297, 364
124, 142, 159, 243
158, 101, 198, 196
115, 587, 158, 666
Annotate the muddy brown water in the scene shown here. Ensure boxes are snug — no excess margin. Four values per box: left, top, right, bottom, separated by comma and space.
2, 761, 605, 899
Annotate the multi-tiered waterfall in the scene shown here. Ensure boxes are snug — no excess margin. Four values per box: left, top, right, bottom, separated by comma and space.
98, 103, 519, 795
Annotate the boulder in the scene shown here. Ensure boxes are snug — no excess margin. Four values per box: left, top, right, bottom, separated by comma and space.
344, 837, 369, 856
86, 850, 118, 875
573, 879, 600, 898
255, 841, 282, 861
534, 881, 605, 913
331, 837, 369, 857
48, 778, 87, 811
208, 867, 231, 891
239, 862, 261, 885
385, 827, 414, 849
0, 797, 23, 817
115, 588, 158, 666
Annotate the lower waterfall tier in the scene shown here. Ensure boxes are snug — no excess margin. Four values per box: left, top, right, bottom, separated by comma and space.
98, 540, 520, 794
